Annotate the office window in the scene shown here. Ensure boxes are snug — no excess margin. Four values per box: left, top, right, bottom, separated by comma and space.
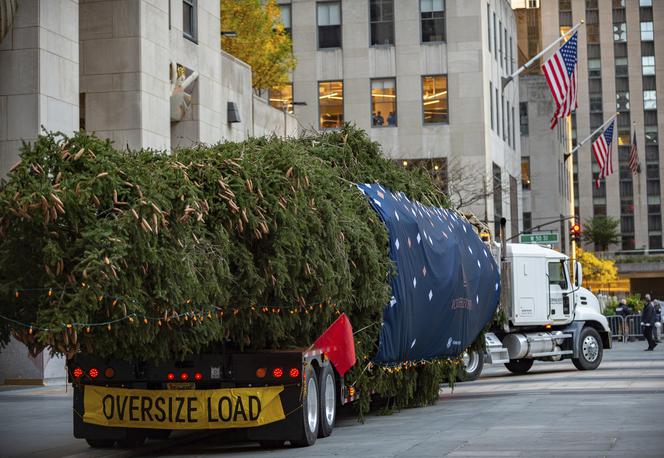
501, 93, 506, 141
420, 0, 445, 42
510, 176, 518, 238
495, 87, 500, 136
640, 22, 653, 41
523, 212, 532, 232
422, 75, 448, 124
509, 36, 514, 73
511, 105, 516, 147
183, 0, 197, 42
507, 101, 511, 147
499, 21, 503, 69
504, 28, 508, 69
487, 4, 491, 52
370, 0, 394, 46
520, 102, 528, 136
588, 59, 601, 78
522, 157, 531, 190
616, 92, 630, 111
371, 79, 397, 127
490, 82, 494, 130
613, 23, 626, 42
613, 0, 625, 7
493, 163, 503, 236
589, 94, 603, 113
279, 4, 292, 35
615, 57, 628, 77
268, 84, 293, 113
642, 56, 655, 75
493, 12, 497, 60
319, 81, 344, 128
318, 2, 342, 49
640, 0, 652, 6
645, 125, 658, 145
644, 90, 657, 109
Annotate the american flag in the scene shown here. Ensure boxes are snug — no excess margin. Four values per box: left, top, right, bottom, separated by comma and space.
629, 131, 640, 174
592, 120, 615, 189
541, 32, 578, 129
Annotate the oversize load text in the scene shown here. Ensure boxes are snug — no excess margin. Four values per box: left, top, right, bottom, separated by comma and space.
83, 385, 285, 429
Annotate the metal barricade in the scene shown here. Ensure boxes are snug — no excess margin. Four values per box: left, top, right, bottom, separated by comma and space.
626, 314, 643, 341
606, 315, 626, 343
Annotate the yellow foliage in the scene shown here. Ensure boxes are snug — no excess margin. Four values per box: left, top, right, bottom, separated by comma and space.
221, 0, 296, 90
576, 248, 618, 284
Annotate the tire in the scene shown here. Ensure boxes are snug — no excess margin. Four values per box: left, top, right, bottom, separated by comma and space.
458, 350, 484, 382
146, 429, 171, 440
117, 430, 146, 449
572, 327, 603, 371
504, 358, 534, 374
317, 364, 336, 437
85, 438, 115, 448
290, 365, 319, 447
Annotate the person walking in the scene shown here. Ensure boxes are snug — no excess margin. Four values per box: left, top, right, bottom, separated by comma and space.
641, 294, 657, 351
615, 298, 632, 342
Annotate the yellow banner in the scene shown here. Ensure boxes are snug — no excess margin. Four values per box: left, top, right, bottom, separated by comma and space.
83, 385, 285, 429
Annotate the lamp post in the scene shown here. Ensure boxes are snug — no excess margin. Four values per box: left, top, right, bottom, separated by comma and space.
284, 101, 306, 138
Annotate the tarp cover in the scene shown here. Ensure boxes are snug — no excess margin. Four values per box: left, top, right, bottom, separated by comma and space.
357, 183, 500, 364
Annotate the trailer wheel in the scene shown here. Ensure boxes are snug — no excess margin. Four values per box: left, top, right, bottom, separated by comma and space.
290, 365, 319, 447
85, 439, 115, 448
504, 358, 534, 374
572, 327, 603, 371
318, 364, 336, 437
458, 350, 484, 382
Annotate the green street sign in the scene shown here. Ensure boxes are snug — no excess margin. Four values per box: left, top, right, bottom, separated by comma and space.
520, 232, 559, 244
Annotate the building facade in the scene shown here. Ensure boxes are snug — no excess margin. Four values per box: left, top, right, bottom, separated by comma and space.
272, 0, 522, 237
538, 0, 664, 252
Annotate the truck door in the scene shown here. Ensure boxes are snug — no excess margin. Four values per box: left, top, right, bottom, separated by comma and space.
547, 260, 570, 321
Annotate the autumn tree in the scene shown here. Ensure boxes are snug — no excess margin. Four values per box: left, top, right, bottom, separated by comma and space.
576, 248, 618, 284
221, 0, 296, 91
582, 216, 620, 251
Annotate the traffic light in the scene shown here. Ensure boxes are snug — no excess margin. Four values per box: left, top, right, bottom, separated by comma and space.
570, 221, 581, 243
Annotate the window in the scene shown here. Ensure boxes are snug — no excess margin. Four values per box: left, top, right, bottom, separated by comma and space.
279, 4, 292, 35
504, 28, 508, 69
589, 94, 603, 113
493, 12, 497, 60
615, 57, 628, 77
499, 20, 503, 68
420, 0, 445, 42
370, 0, 394, 46
521, 157, 531, 190
507, 101, 511, 147
644, 90, 657, 110
495, 87, 500, 136
512, 105, 516, 147
371, 79, 397, 127
520, 102, 528, 136
490, 82, 494, 131
510, 176, 518, 238
493, 163, 502, 236
318, 2, 342, 49
422, 75, 448, 124
642, 56, 655, 75
487, 4, 491, 52
640, 0, 652, 6
548, 262, 568, 289
640, 22, 653, 41
588, 59, 601, 78
318, 81, 344, 128
613, 0, 625, 7
645, 125, 658, 145
509, 36, 514, 73
523, 212, 532, 232
586, 24, 600, 44
183, 0, 197, 42
501, 92, 506, 141
613, 23, 626, 42
268, 84, 293, 113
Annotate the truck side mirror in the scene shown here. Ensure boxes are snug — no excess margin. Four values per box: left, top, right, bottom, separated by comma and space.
575, 261, 583, 287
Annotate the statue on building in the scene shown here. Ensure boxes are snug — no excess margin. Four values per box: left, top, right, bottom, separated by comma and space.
170, 63, 199, 122
0, 0, 20, 43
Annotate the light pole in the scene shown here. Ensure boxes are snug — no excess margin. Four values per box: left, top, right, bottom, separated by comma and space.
284, 101, 306, 138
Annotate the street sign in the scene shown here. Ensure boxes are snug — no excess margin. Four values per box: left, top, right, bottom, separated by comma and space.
520, 232, 559, 244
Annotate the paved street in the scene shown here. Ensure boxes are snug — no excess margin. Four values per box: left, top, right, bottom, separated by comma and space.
0, 341, 662, 457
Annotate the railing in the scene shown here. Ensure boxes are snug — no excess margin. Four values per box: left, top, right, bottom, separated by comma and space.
605, 314, 648, 343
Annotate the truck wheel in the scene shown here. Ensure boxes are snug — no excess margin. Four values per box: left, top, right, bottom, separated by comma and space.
572, 327, 603, 371
458, 350, 484, 382
290, 365, 319, 447
505, 358, 534, 374
318, 364, 336, 437
85, 439, 115, 448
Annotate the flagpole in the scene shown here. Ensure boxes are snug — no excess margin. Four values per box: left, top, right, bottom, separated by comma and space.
565, 112, 619, 161
502, 20, 585, 90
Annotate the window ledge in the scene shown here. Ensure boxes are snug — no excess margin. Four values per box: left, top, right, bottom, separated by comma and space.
420, 40, 447, 46
318, 47, 343, 51
370, 44, 395, 49
183, 33, 198, 45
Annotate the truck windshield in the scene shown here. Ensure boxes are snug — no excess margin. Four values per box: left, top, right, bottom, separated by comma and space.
548, 261, 568, 289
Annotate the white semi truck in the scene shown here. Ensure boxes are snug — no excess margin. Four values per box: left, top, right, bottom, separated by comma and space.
460, 223, 611, 380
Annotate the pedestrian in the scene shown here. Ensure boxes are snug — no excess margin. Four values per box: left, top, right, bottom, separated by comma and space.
641, 294, 657, 351
615, 298, 632, 342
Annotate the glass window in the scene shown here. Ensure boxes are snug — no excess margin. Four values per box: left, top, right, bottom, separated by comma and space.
318, 2, 342, 49
499, 21, 503, 68
613, 0, 625, 7
371, 79, 397, 127
183, 0, 197, 42
520, 102, 528, 136
523, 212, 532, 232
279, 4, 292, 35
422, 75, 448, 124
487, 4, 491, 52
522, 157, 531, 190
318, 80, 344, 128
548, 262, 568, 289
642, 56, 655, 75
590, 94, 602, 112
493, 163, 502, 237
370, 0, 394, 46
645, 126, 658, 145
495, 87, 500, 136
588, 59, 601, 78
493, 12, 497, 60
268, 84, 293, 113
421, 0, 445, 42
490, 82, 494, 131
640, 21, 653, 41
507, 101, 512, 147
644, 90, 657, 110
613, 23, 626, 42
587, 24, 600, 44
640, 0, 652, 6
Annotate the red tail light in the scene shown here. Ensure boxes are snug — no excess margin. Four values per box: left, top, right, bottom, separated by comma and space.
72, 367, 83, 378
88, 368, 99, 378
194, 372, 203, 381
167, 372, 175, 381
289, 367, 300, 378
104, 367, 115, 378
180, 372, 189, 381
272, 367, 283, 378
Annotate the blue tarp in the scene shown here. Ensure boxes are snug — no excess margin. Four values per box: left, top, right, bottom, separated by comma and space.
357, 183, 500, 364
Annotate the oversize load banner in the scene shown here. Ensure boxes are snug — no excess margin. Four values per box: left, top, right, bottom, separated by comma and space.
83, 385, 285, 429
